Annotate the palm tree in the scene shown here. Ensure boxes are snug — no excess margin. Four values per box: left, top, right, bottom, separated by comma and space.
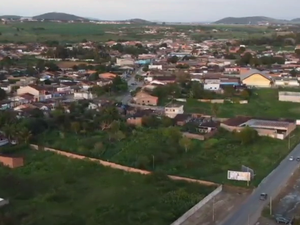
2, 123, 14, 141
17, 127, 32, 144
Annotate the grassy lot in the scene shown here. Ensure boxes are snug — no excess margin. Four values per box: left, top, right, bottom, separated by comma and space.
184, 89, 300, 119
0, 146, 214, 225
0, 22, 164, 43
36, 125, 300, 186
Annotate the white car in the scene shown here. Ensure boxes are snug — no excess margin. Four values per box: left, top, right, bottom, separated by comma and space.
289, 156, 294, 161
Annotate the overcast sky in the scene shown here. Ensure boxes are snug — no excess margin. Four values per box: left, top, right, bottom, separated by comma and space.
0, 0, 299, 22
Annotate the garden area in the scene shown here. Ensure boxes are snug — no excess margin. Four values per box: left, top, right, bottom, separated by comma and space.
36, 125, 300, 186
0, 146, 214, 225
184, 88, 300, 119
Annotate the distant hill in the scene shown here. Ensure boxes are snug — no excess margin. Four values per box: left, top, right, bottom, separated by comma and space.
0, 15, 21, 20
128, 18, 152, 24
291, 18, 300, 23
33, 12, 85, 21
214, 16, 287, 24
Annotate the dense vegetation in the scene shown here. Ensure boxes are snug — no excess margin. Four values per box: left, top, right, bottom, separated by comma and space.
184, 89, 300, 119
0, 147, 213, 225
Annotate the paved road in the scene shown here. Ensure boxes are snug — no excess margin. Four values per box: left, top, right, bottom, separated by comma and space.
220, 144, 300, 225
118, 68, 144, 104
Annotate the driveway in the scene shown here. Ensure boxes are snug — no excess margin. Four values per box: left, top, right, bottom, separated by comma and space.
220, 144, 300, 225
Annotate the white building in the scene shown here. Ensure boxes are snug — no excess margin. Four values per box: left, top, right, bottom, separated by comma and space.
74, 92, 94, 100
204, 79, 221, 91
165, 104, 184, 118
149, 65, 163, 70
274, 78, 299, 87
278, 91, 300, 103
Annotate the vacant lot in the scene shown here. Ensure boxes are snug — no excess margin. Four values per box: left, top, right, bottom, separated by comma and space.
37, 126, 300, 186
0, 147, 214, 225
184, 89, 300, 119
181, 186, 251, 225
0, 22, 163, 43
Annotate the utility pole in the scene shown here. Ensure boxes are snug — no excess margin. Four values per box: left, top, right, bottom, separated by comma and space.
270, 195, 272, 215
247, 214, 250, 225
212, 197, 215, 222
152, 155, 155, 169
288, 135, 295, 150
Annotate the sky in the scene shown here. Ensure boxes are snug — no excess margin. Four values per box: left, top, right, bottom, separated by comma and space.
0, 0, 299, 22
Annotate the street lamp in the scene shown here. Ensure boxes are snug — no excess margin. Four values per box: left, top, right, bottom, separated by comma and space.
288, 135, 295, 150
152, 155, 155, 169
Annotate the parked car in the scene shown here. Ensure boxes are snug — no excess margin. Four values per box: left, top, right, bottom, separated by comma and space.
289, 156, 294, 161
260, 193, 268, 200
274, 215, 293, 224
296, 157, 300, 162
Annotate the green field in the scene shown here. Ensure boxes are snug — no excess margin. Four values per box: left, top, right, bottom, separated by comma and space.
0, 22, 164, 43
0, 147, 213, 225
36, 125, 300, 186
184, 89, 300, 119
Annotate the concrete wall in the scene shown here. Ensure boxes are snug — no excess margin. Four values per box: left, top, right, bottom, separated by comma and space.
170, 185, 223, 225
30, 145, 218, 187
279, 92, 300, 103
182, 130, 218, 141
0, 156, 24, 168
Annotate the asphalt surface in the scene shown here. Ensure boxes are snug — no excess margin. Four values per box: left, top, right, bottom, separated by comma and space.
220, 144, 300, 225
119, 68, 144, 104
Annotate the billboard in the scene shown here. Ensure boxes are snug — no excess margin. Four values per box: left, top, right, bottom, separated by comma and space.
241, 165, 255, 179
227, 170, 251, 181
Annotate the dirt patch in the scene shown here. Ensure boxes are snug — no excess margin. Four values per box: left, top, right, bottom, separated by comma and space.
181, 188, 250, 225
257, 168, 300, 225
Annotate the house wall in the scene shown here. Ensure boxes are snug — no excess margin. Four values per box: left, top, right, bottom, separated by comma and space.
149, 65, 163, 70
220, 123, 292, 139
116, 58, 134, 66
17, 86, 39, 96
287, 123, 297, 136
242, 74, 271, 87
0, 156, 24, 168
165, 106, 184, 118
135, 97, 158, 106
127, 117, 143, 126
74, 92, 94, 100
275, 81, 299, 86
204, 83, 220, 90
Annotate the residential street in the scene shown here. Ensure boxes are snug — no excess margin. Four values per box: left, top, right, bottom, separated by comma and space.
220, 143, 300, 225
118, 67, 144, 104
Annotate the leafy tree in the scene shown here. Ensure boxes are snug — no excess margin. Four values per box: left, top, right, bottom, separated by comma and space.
236, 127, 258, 145
18, 127, 32, 144
71, 122, 81, 134
211, 104, 219, 118
179, 137, 192, 153
44, 79, 51, 85
167, 56, 179, 64
143, 65, 149, 72
0, 88, 7, 100
142, 116, 160, 128
240, 89, 250, 100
